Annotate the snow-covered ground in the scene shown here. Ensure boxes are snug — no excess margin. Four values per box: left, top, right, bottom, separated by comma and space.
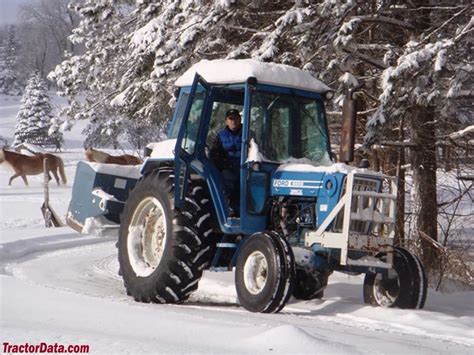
1, 94, 473, 354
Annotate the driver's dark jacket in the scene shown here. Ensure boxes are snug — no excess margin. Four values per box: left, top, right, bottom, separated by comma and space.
209, 126, 242, 172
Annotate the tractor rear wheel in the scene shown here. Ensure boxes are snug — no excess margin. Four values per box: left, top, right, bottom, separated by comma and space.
118, 169, 215, 303
235, 232, 295, 313
363, 247, 427, 309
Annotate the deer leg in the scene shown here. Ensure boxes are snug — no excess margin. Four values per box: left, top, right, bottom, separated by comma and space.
8, 173, 18, 185
51, 170, 60, 186
9, 173, 28, 186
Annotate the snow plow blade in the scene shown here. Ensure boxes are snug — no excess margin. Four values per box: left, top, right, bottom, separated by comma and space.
67, 161, 141, 233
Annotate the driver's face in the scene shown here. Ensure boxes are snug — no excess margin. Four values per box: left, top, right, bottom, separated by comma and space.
226, 114, 242, 132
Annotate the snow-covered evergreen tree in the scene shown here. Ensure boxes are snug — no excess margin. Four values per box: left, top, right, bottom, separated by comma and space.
48, 0, 241, 141
13, 73, 61, 148
0, 25, 22, 95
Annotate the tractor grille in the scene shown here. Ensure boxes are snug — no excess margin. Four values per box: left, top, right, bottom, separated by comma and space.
333, 175, 381, 234
350, 177, 381, 233
353, 177, 379, 193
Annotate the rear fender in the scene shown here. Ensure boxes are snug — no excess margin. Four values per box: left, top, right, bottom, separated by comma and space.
141, 158, 174, 176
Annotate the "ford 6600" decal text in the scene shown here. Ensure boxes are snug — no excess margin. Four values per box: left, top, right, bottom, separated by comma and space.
273, 179, 322, 189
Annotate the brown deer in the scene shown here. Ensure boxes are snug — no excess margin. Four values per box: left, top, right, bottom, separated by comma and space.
0, 149, 67, 186
84, 147, 142, 165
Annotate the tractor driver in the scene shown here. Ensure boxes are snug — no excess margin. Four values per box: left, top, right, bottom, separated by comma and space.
209, 109, 242, 217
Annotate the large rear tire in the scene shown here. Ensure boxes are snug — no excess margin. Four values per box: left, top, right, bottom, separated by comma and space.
118, 169, 215, 303
235, 232, 295, 313
363, 247, 427, 309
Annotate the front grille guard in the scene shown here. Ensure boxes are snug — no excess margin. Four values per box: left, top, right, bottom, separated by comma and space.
304, 171, 397, 267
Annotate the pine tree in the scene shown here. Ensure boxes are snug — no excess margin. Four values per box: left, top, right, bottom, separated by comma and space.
0, 25, 22, 96
13, 73, 61, 148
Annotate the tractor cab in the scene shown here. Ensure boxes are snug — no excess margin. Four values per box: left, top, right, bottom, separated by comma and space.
147, 59, 332, 235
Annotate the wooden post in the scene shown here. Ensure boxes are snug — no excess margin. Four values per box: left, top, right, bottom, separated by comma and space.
41, 157, 62, 227
43, 157, 53, 227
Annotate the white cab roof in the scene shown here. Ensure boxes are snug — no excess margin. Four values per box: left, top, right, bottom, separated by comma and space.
175, 59, 330, 93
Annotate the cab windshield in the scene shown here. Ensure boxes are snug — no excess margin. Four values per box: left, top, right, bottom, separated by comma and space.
249, 90, 331, 164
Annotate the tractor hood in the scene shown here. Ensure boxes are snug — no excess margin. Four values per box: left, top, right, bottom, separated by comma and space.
270, 162, 361, 198
271, 169, 343, 199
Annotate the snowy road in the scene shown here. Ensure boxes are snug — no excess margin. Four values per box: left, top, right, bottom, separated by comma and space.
1, 227, 472, 354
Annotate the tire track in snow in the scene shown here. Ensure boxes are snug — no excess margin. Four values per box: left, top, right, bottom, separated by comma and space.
9, 241, 125, 300
4, 233, 473, 353
294, 312, 473, 348
0, 231, 115, 274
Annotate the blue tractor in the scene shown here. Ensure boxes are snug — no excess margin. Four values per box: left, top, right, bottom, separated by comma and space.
70, 59, 427, 313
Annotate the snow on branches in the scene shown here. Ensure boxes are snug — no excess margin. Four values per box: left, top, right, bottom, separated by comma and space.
14, 73, 61, 148
49, 0, 472, 153
0, 26, 22, 96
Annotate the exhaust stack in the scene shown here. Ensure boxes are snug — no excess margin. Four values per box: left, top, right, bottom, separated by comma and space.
340, 89, 358, 163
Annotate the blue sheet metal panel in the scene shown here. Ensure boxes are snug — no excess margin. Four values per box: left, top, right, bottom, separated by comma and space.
68, 162, 104, 227
315, 172, 346, 229
270, 170, 346, 230
93, 169, 138, 204
271, 170, 326, 197
247, 171, 268, 214
68, 162, 139, 227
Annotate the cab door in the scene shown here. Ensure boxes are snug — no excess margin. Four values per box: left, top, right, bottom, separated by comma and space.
174, 74, 210, 208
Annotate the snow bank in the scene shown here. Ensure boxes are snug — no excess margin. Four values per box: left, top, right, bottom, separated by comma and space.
147, 138, 176, 159
243, 324, 352, 353
82, 216, 118, 237
277, 161, 354, 174
175, 59, 331, 93
86, 162, 142, 179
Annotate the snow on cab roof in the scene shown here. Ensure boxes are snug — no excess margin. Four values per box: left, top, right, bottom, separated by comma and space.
175, 59, 331, 93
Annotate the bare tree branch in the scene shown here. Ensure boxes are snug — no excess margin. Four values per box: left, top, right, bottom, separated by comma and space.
438, 184, 473, 208
342, 48, 388, 69
355, 15, 416, 30
421, 6, 470, 44
448, 125, 474, 140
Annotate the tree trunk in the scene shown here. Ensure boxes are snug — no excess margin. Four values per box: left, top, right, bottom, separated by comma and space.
395, 152, 406, 245
409, 105, 438, 267
393, 116, 406, 245
382, 145, 405, 245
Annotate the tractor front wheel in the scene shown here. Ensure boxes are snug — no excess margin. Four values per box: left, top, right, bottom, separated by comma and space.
235, 232, 295, 313
363, 247, 427, 309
